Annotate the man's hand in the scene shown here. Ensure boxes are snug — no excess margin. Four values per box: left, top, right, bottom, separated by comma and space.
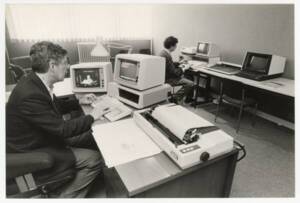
181, 64, 191, 72
89, 103, 110, 121
79, 93, 97, 105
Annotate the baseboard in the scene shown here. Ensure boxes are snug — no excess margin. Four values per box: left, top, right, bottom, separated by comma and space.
254, 110, 294, 130
210, 93, 294, 131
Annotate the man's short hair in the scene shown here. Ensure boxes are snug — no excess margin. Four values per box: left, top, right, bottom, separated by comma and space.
164, 36, 178, 49
29, 41, 67, 73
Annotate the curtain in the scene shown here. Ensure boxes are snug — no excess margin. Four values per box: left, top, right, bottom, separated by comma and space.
6, 4, 153, 41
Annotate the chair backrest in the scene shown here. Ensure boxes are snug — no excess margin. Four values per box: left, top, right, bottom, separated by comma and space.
107, 43, 133, 58
220, 78, 245, 100
139, 48, 151, 55
9, 64, 26, 82
77, 42, 110, 63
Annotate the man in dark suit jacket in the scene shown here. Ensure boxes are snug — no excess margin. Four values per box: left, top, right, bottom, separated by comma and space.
159, 36, 194, 103
6, 41, 105, 198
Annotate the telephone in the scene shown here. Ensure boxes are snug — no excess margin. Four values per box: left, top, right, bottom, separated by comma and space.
91, 95, 132, 122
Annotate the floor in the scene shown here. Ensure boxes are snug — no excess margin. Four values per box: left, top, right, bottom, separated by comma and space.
87, 102, 295, 198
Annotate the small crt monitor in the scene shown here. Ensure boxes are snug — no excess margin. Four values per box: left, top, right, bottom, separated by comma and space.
196, 42, 220, 57
114, 54, 166, 91
70, 62, 113, 93
242, 52, 286, 76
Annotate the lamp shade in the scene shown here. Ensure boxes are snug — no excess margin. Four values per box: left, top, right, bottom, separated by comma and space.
91, 42, 109, 57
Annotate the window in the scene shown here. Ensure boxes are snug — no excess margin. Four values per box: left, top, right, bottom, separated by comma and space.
6, 4, 153, 41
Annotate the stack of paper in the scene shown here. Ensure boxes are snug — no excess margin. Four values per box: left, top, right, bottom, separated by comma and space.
152, 104, 213, 140
92, 119, 162, 168
53, 78, 73, 97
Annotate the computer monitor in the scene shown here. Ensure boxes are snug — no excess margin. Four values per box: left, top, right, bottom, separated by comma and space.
70, 62, 113, 93
197, 42, 209, 55
242, 52, 286, 76
114, 54, 166, 91
196, 42, 220, 57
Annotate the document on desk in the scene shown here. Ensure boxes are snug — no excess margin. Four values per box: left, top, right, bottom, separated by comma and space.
92, 119, 162, 168
53, 78, 73, 97
261, 81, 284, 88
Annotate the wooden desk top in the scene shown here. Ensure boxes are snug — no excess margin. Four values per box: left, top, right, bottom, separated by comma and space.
188, 67, 294, 97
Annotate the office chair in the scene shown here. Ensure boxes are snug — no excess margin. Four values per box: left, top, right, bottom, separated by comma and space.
6, 152, 75, 198
139, 48, 151, 55
214, 79, 258, 133
9, 64, 26, 82
107, 42, 132, 56
6, 49, 29, 83
5, 94, 77, 198
10, 56, 32, 74
167, 81, 186, 104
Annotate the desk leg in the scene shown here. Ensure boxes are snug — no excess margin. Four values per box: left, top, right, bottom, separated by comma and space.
205, 76, 211, 102
192, 74, 211, 108
103, 167, 128, 198
222, 152, 238, 197
192, 75, 201, 108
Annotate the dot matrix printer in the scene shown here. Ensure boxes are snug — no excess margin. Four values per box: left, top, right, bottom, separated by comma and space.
133, 104, 235, 169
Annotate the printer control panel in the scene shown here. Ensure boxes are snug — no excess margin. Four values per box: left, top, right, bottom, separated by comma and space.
180, 145, 200, 154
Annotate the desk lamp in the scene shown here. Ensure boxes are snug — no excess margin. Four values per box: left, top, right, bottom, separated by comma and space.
91, 37, 110, 57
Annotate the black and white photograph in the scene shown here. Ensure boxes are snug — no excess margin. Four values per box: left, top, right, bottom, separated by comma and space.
1, 0, 297, 201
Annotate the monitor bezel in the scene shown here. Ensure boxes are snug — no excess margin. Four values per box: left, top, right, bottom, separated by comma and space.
242, 52, 272, 74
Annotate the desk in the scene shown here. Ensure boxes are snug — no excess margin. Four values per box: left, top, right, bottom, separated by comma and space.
80, 97, 240, 197
103, 150, 239, 197
186, 67, 294, 129
5, 78, 241, 197
187, 67, 294, 97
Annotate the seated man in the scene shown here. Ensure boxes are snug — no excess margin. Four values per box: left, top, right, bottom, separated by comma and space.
6, 41, 106, 198
159, 36, 194, 103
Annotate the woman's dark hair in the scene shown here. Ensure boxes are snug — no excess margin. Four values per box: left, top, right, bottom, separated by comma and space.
164, 36, 178, 49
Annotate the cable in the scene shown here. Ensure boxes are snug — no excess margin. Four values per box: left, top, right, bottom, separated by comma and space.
234, 140, 246, 162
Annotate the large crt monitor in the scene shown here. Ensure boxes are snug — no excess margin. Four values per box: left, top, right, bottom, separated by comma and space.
114, 54, 166, 91
70, 62, 113, 93
196, 42, 220, 57
242, 52, 286, 78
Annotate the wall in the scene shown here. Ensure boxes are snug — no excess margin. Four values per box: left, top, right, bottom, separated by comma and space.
152, 4, 294, 79
6, 39, 152, 65
6, 38, 152, 84
152, 4, 294, 122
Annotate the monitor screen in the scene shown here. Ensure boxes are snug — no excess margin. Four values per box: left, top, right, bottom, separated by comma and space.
197, 43, 209, 54
74, 68, 100, 88
119, 60, 139, 82
244, 54, 271, 74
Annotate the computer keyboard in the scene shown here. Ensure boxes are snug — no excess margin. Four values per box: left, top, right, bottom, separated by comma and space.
91, 95, 132, 122
206, 64, 241, 75
235, 71, 266, 81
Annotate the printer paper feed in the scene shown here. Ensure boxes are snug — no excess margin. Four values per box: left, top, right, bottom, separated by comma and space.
152, 105, 213, 140
92, 119, 162, 168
